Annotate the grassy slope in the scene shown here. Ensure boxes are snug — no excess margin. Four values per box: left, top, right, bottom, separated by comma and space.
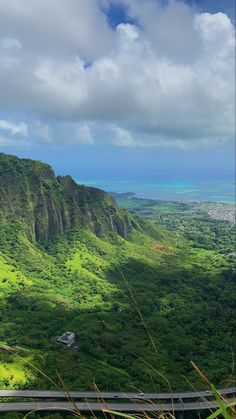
0, 212, 235, 392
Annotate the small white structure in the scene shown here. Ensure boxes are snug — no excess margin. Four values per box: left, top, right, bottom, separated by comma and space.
57, 331, 75, 348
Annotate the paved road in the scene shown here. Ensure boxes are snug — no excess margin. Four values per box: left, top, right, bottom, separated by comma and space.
0, 387, 235, 400
0, 399, 235, 412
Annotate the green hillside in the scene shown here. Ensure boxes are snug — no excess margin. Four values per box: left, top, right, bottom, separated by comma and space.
0, 153, 135, 242
0, 154, 235, 393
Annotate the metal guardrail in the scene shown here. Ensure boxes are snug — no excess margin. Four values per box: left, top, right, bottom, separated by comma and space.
0, 387, 235, 399
0, 388, 235, 413
0, 399, 235, 413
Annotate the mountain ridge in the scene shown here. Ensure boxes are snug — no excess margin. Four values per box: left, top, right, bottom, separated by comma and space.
0, 153, 135, 242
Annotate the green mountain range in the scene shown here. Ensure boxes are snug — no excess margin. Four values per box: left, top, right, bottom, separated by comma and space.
0, 153, 235, 393
0, 153, 135, 242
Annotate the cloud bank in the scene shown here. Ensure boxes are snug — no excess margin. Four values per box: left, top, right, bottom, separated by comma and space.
0, 0, 235, 149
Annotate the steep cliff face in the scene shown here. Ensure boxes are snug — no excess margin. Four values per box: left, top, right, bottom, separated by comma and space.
0, 153, 135, 242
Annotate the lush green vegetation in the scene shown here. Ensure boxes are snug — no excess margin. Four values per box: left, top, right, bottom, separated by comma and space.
0, 155, 235, 419
0, 207, 235, 394
113, 193, 235, 253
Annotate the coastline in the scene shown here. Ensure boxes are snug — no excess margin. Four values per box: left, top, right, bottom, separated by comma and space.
111, 192, 236, 224
77, 179, 235, 205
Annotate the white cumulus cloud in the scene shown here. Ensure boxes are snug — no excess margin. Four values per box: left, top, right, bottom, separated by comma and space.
0, 0, 235, 149
0, 119, 28, 136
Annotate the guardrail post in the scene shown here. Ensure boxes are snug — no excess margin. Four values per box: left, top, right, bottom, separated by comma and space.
176, 397, 184, 419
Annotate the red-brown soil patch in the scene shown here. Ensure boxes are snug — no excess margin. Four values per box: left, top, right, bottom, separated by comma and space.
153, 243, 172, 253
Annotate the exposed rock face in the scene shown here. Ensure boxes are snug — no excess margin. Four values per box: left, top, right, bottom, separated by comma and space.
0, 153, 135, 242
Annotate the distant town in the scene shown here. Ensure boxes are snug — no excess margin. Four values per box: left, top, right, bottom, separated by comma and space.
196, 202, 235, 224
112, 192, 235, 224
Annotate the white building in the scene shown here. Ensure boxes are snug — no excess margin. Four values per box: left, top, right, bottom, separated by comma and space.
57, 331, 75, 348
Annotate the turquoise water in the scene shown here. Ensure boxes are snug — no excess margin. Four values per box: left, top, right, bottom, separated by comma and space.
77, 179, 235, 203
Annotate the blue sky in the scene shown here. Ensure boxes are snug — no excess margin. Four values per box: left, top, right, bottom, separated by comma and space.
190, 0, 235, 19
0, 0, 235, 183
107, 1, 235, 25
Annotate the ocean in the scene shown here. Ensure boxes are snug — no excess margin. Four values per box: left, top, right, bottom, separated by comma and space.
77, 179, 235, 203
